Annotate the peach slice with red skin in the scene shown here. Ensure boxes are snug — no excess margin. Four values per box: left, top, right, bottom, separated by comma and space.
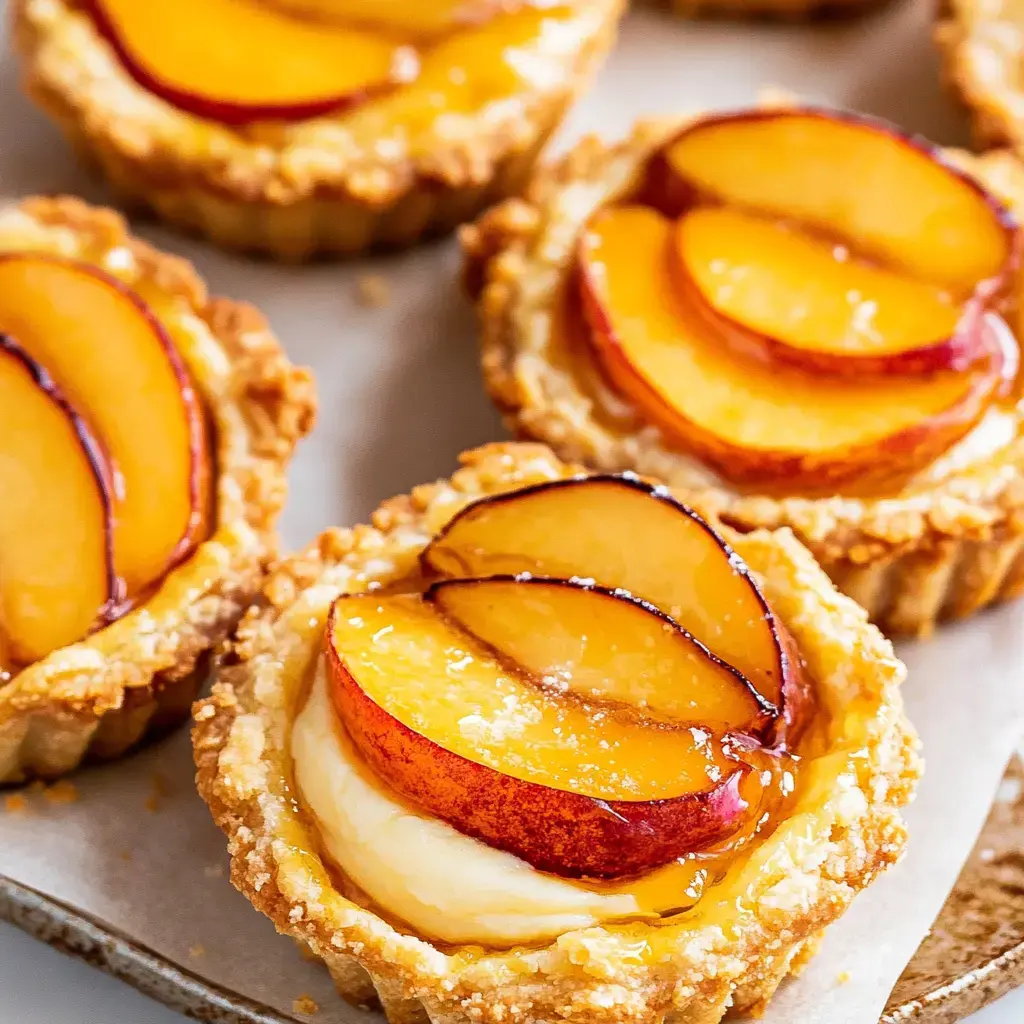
87, 0, 418, 126
637, 108, 1019, 376
0, 255, 210, 599
577, 204, 1017, 493
268, 0, 537, 36
671, 206, 988, 378
428, 575, 775, 735
326, 592, 757, 878
421, 474, 808, 739
645, 108, 1017, 290
0, 336, 117, 665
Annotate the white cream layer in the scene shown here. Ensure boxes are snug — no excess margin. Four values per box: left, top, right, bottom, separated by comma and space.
291, 662, 640, 945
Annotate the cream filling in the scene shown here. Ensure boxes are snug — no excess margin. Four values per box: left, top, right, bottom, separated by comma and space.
291, 662, 640, 945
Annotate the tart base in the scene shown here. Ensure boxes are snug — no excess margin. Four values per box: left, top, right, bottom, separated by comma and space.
0, 196, 316, 784
13, 0, 624, 260
461, 122, 1024, 638
194, 442, 918, 1024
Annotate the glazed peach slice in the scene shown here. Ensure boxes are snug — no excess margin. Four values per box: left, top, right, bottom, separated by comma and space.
0, 337, 116, 665
421, 475, 810, 738
269, 0, 523, 36
87, 0, 418, 125
427, 576, 774, 735
327, 593, 756, 878
578, 205, 1016, 492
0, 256, 209, 597
654, 108, 1016, 291
672, 206, 985, 377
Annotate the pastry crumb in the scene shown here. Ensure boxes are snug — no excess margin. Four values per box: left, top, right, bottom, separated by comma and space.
292, 994, 319, 1015
43, 780, 79, 805
3, 793, 29, 814
835, 970, 851, 985
118, 849, 133, 862
146, 771, 171, 813
355, 274, 390, 308
188, 944, 206, 959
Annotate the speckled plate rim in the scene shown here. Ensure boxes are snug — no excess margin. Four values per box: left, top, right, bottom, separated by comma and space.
0, 863, 1021, 1024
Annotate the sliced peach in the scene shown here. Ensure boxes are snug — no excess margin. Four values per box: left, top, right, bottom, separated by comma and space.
267, 0, 525, 36
0, 337, 117, 665
0, 256, 209, 597
427, 576, 774, 735
578, 205, 1015, 492
421, 474, 801, 720
327, 593, 755, 878
87, 0, 418, 125
672, 206, 986, 377
651, 108, 1017, 292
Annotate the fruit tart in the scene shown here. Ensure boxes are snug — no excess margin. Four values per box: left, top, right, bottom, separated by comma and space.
0, 196, 315, 784
463, 104, 1024, 637
12, 0, 623, 260
194, 442, 918, 1024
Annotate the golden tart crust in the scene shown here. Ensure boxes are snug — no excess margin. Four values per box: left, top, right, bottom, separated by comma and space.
12, 0, 624, 260
194, 442, 918, 1024
461, 118, 1024, 638
0, 196, 315, 784
935, 0, 1024, 154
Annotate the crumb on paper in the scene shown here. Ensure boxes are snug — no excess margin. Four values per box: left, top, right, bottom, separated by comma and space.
3, 793, 29, 814
43, 779, 79, 805
118, 849, 133, 863
292, 994, 319, 1016
204, 862, 225, 879
146, 771, 172, 813
355, 274, 390, 308
835, 970, 851, 985
188, 944, 206, 959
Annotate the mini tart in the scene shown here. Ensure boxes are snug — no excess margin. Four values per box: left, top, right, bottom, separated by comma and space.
462, 113, 1024, 637
12, 0, 623, 261
935, 0, 1024, 154
194, 441, 918, 1024
0, 196, 315, 784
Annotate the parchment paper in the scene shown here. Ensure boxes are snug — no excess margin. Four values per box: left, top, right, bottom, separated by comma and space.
2, 2, 1024, 1022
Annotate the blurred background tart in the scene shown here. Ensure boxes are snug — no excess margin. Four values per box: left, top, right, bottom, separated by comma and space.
463, 103, 1024, 636
12, 0, 624, 260
936, 0, 1024, 155
0, 195, 315, 783
194, 441, 918, 1024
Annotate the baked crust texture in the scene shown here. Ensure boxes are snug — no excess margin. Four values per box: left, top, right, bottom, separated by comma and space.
936, 0, 1024, 154
194, 441, 919, 1024
0, 196, 316, 783
460, 116, 1024, 636
12, 0, 624, 259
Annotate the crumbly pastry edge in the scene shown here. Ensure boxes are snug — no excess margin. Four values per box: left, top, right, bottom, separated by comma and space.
10, 0, 625, 260
460, 116, 1024, 637
193, 441, 919, 1024
0, 195, 316, 784
935, 0, 1024, 154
